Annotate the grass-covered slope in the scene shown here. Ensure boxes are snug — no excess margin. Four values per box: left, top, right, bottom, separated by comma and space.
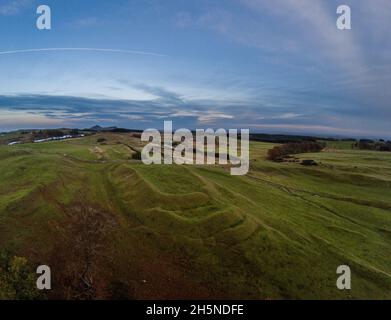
0, 134, 390, 299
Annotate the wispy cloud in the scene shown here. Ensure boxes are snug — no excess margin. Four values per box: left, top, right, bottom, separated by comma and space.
131, 83, 185, 105
169, 110, 234, 123
71, 17, 99, 28
174, 0, 391, 134
177, 0, 364, 72
0, 109, 65, 128
0, 0, 32, 16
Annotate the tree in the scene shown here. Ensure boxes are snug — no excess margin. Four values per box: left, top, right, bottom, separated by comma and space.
0, 253, 42, 300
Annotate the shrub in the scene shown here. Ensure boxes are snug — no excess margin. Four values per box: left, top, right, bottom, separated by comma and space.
0, 253, 42, 300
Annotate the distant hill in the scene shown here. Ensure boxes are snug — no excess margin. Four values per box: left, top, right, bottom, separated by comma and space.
88, 125, 118, 132
87, 125, 141, 133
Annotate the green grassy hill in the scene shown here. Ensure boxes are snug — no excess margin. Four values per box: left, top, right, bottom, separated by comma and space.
0, 133, 390, 299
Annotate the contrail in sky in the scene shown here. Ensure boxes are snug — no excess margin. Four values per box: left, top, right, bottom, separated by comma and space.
0, 47, 166, 57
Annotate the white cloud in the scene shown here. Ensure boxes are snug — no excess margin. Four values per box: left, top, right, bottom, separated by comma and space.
169, 109, 234, 123
257, 113, 303, 120
240, 0, 365, 73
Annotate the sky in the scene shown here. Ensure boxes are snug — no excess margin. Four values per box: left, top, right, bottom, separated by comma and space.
0, 0, 390, 138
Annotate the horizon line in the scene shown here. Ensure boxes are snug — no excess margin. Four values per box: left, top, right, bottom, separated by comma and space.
1, 126, 389, 141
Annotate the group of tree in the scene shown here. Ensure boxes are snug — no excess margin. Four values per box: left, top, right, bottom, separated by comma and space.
267, 141, 325, 161
250, 133, 329, 144
354, 139, 391, 152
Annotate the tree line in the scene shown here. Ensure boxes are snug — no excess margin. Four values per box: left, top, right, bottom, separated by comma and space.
267, 141, 325, 161
354, 139, 391, 152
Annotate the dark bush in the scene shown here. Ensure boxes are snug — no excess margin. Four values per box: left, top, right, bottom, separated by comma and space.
267, 142, 325, 161
132, 151, 142, 160
301, 160, 318, 166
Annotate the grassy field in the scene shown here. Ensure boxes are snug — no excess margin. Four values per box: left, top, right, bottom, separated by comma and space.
0, 133, 390, 299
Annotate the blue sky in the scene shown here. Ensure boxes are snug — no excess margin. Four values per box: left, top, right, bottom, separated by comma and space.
0, 0, 390, 138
